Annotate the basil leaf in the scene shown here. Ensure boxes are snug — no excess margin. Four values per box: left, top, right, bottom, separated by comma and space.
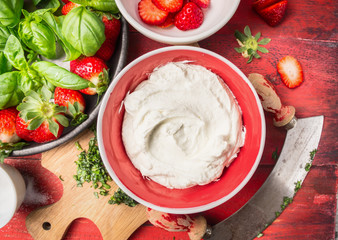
0, 26, 11, 51
0, 0, 24, 27
18, 9, 57, 59
4, 35, 28, 71
31, 61, 91, 90
33, 0, 60, 13
71, 0, 119, 13
0, 52, 12, 74
41, 12, 81, 61
20, 67, 45, 94
0, 71, 24, 109
62, 7, 105, 56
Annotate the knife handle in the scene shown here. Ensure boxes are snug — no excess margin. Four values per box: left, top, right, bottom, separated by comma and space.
248, 73, 296, 129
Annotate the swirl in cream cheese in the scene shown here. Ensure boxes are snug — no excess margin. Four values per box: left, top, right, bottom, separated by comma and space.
122, 62, 245, 189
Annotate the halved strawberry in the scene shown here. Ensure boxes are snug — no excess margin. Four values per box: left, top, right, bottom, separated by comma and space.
138, 0, 169, 25
190, 0, 210, 8
174, 2, 204, 31
0, 107, 20, 143
257, 0, 287, 26
70, 56, 109, 96
277, 55, 303, 88
152, 0, 183, 13
158, 13, 175, 28
61, 2, 80, 15
252, 0, 281, 11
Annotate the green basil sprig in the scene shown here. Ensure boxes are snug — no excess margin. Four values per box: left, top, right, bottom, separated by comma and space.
41, 12, 81, 61
0, 0, 24, 27
4, 35, 47, 93
31, 61, 92, 90
0, 71, 24, 109
71, 0, 119, 13
33, 0, 60, 13
0, 52, 12, 75
0, 26, 11, 51
18, 9, 57, 59
62, 6, 105, 56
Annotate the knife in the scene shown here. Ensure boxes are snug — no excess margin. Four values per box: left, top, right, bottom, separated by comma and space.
202, 73, 324, 240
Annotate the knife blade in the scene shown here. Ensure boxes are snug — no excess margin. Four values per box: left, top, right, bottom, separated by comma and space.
204, 116, 323, 240
203, 73, 324, 240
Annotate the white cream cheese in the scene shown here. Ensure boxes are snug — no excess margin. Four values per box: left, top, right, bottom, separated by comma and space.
122, 62, 245, 189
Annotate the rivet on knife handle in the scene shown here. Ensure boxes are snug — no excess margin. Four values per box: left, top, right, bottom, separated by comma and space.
248, 73, 296, 129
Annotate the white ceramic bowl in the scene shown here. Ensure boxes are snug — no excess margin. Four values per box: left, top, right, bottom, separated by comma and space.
116, 0, 241, 44
0, 164, 26, 228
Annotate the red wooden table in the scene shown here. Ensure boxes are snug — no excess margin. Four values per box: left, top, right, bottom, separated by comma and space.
1, 0, 337, 239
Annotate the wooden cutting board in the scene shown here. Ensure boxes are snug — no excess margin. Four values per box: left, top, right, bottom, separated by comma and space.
26, 130, 147, 240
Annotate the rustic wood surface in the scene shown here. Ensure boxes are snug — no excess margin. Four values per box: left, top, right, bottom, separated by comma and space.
1, 0, 337, 239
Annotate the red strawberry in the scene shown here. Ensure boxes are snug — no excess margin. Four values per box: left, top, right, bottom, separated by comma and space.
62, 0, 70, 3
152, 0, 183, 13
16, 87, 69, 143
277, 55, 303, 88
54, 87, 88, 126
252, 0, 281, 11
158, 13, 175, 28
138, 0, 169, 25
174, 2, 204, 31
54, 87, 86, 114
16, 116, 34, 142
70, 56, 109, 96
95, 16, 121, 61
0, 107, 20, 143
257, 0, 287, 26
61, 2, 80, 15
190, 0, 209, 8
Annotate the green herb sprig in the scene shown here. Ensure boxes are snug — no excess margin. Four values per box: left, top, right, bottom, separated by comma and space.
235, 25, 271, 63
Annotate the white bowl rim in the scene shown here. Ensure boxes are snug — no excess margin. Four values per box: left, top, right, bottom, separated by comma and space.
115, 0, 241, 44
97, 46, 266, 214
0, 165, 20, 228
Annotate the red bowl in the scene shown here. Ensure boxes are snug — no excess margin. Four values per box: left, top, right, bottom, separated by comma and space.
97, 46, 265, 214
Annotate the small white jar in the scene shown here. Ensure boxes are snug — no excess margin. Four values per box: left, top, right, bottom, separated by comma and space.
0, 163, 26, 228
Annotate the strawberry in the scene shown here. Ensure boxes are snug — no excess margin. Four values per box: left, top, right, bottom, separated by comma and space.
0, 107, 20, 143
61, 2, 80, 15
277, 55, 304, 88
70, 56, 109, 96
95, 16, 121, 61
190, 0, 210, 8
152, 0, 183, 13
54, 87, 88, 126
256, 0, 287, 26
252, 0, 280, 11
62, 0, 70, 3
16, 87, 69, 143
138, 0, 169, 25
174, 2, 204, 31
158, 13, 175, 28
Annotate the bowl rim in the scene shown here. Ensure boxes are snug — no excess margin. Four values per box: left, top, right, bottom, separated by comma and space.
115, 0, 241, 45
97, 46, 266, 214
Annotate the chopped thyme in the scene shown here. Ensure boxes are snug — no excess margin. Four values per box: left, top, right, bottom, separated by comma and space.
294, 180, 302, 193
59, 175, 64, 181
305, 162, 312, 172
108, 188, 138, 207
75, 141, 83, 151
272, 147, 279, 161
310, 149, 318, 160
257, 233, 264, 238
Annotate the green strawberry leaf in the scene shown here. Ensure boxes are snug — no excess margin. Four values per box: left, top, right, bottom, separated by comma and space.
258, 38, 271, 45
254, 32, 261, 41
244, 25, 252, 37
47, 118, 59, 137
28, 116, 44, 130
54, 114, 69, 127
234, 30, 247, 43
257, 46, 269, 53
